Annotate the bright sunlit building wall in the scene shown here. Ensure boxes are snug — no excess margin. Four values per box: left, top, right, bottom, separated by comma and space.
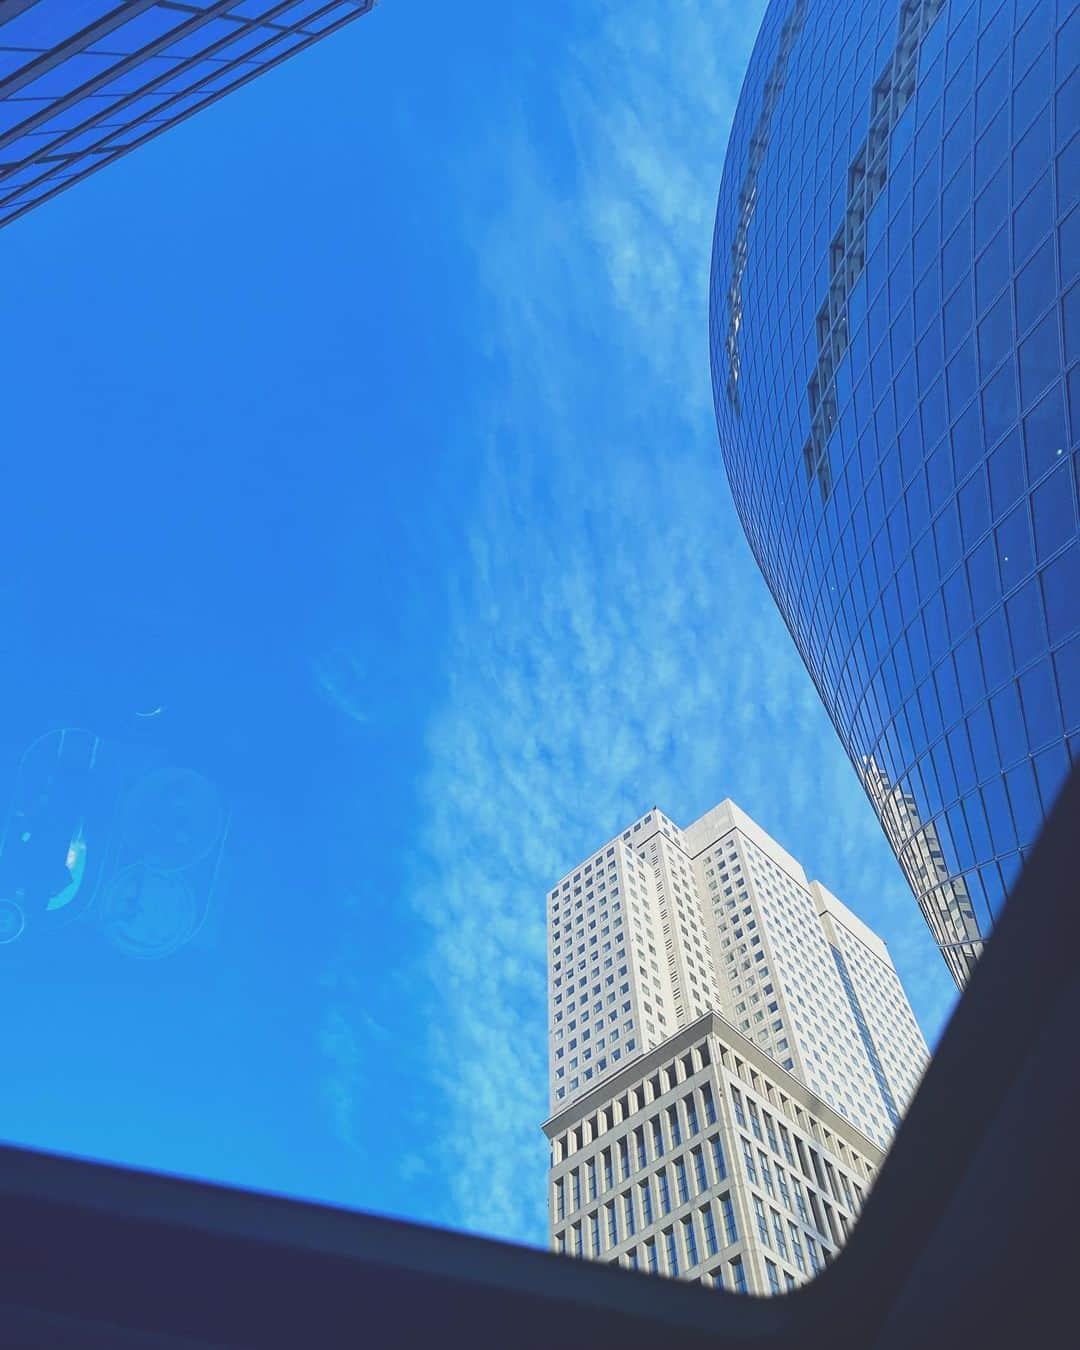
543, 803, 927, 1291
543, 1011, 885, 1295
709, 0, 1079, 986
545, 803, 927, 1150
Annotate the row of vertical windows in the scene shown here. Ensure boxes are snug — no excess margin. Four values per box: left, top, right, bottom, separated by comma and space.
552, 1046, 717, 1161
729, 1079, 866, 1222
554, 1081, 722, 1213
556, 1031, 873, 1184
556, 1186, 740, 1267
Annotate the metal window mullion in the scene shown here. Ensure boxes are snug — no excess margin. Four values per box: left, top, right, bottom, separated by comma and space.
0, 0, 161, 98
0, 2, 373, 227
0, 0, 247, 146
2, 16, 289, 176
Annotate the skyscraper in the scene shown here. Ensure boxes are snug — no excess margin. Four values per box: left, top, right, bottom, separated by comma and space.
0, 0, 377, 228
708, 0, 1078, 985
543, 802, 928, 1293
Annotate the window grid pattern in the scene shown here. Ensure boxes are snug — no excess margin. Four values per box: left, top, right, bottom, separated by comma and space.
709, 0, 1080, 987
0, 0, 376, 228
802, 0, 949, 500
548, 804, 925, 1128
545, 1025, 882, 1296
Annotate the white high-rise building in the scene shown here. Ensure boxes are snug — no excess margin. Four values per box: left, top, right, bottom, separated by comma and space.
543, 799, 928, 1294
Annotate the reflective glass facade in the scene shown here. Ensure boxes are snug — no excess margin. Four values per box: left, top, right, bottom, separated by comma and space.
0, 0, 375, 228
710, 0, 1079, 985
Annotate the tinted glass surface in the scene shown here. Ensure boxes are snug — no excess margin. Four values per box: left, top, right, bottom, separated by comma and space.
0, 1, 374, 228
710, 0, 1079, 985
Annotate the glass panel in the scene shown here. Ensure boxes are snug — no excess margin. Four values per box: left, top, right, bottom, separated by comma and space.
977, 290, 1011, 377
1031, 466, 1076, 562
1023, 385, 1067, 480
1018, 311, 1062, 409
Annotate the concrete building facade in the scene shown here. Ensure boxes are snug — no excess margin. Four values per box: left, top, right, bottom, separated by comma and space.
544, 800, 927, 1292
543, 1012, 885, 1295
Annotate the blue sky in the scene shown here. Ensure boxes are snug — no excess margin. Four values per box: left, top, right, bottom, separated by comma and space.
0, 0, 957, 1248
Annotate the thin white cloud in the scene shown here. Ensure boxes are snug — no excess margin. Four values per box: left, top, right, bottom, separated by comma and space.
314, 645, 368, 725
321, 0, 957, 1248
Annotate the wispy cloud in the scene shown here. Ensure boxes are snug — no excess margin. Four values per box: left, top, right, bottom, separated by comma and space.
321, 0, 957, 1248
314, 645, 369, 725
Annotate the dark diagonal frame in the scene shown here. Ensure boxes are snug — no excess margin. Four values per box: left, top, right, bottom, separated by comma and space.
0, 763, 1076, 1347
0, 1, 377, 227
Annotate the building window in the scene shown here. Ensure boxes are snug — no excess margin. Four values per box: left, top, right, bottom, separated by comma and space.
573, 1222, 583, 1258
668, 1105, 683, 1147
682, 1215, 699, 1268
789, 1222, 806, 1274
720, 1193, 738, 1245
772, 1209, 788, 1259
754, 1195, 770, 1245
764, 1113, 779, 1153
651, 1116, 665, 1158
618, 1137, 631, 1181
702, 1083, 718, 1125
742, 1138, 758, 1184
701, 1204, 719, 1257
765, 1258, 781, 1294
607, 1203, 618, 1248
711, 1136, 728, 1182
792, 1178, 809, 1224
658, 1168, 672, 1215
555, 1177, 565, 1220
731, 1087, 747, 1127
639, 1179, 654, 1225
692, 1146, 708, 1193
730, 1255, 748, 1293
841, 1172, 855, 1210
646, 1239, 659, 1274
674, 1157, 690, 1205
664, 1228, 679, 1277
623, 1191, 636, 1237
685, 1094, 700, 1136
590, 1211, 601, 1257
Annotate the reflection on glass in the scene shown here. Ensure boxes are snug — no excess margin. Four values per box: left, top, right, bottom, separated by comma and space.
0, 1, 376, 227
709, 0, 1079, 988
0, 729, 227, 960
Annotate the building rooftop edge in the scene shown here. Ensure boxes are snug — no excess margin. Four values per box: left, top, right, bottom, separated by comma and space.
810, 881, 893, 965
547, 798, 894, 961
541, 1008, 886, 1161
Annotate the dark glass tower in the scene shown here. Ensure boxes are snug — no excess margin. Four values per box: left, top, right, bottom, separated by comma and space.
0, 0, 375, 228
709, 0, 1078, 985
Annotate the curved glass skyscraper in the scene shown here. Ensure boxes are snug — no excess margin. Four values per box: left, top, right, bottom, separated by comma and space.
709, 0, 1078, 985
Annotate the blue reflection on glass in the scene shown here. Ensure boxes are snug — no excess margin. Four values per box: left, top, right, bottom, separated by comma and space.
709, 0, 1079, 985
